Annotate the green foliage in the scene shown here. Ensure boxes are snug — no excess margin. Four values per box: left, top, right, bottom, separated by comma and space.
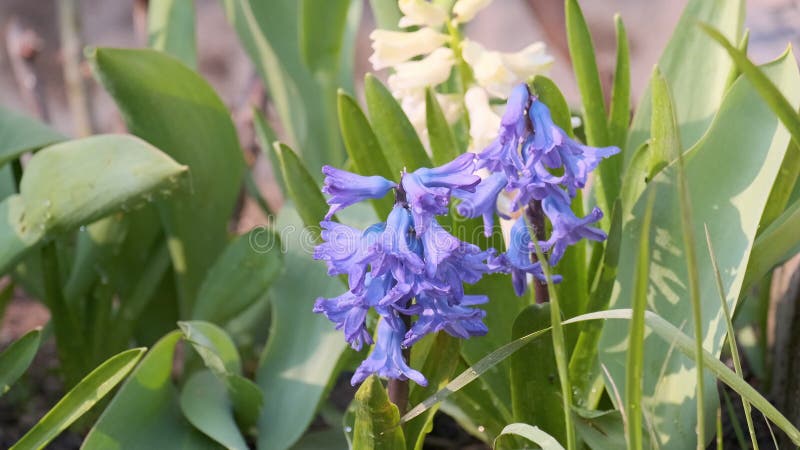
147, 0, 196, 67
352, 376, 406, 450
0, 328, 41, 395
0, 107, 64, 167
13, 348, 145, 450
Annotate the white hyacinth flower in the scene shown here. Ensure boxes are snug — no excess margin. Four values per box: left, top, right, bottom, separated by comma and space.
398, 0, 448, 28
399, 90, 463, 145
462, 39, 553, 98
464, 86, 501, 152
388, 47, 455, 94
369, 27, 450, 70
453, 0, 493, 24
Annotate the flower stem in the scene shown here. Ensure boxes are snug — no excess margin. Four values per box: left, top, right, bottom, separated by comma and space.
526, 200, 550, 303
388, 313, 412, 414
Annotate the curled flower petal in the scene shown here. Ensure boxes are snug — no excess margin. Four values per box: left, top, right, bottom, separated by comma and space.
540, 189, 606, 265
369, 27, 449, 70
495, 217, 560, 296
421, 219, 461, 276
403, 293, 488, 347
322, 166, 396, 219
313, 291, 371, 351
351, 318, 428, 386
373, 205, 425, 275
454, 172, 508, 236
477, 84, 530, 175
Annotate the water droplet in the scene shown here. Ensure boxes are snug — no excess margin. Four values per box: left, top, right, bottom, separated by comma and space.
477, 426, 485, 433
344, 426, 352, 433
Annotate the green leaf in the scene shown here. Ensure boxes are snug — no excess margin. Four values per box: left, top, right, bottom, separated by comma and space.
83, 332, 218, 449
0, 135, 186, 274
272, 142, 329, 235
608, 14, 631, 149
364, 74, 432, 174
599, 50, 800, 449
624, 191, 655, 450
494, 423, 565, 450
147, 0, 197, 67
0, 328, 41, 395
89, 47, 245, 315
191, 232, 283, 325
572, 409, 629, 450
368, 0, 401, 30
179, 321, 263, 429
510, 304, 565, 444
626, 0, 744, 158
0, 107, 65, 168
745, 198, 800, 287
568, 200, 621, 408
11, 348, 144, 450
352, 376, 406, 450
300, 0, 350, 73
701, 24, 800, 230
256, 205, 348, 450
404, 333, 460, 450
337, 90, 395, 216
532, 76, 574, 138
179, 370, 248, 450
220, 0, 351, 173
425, 88, 460, 166
404, 309, 800, 447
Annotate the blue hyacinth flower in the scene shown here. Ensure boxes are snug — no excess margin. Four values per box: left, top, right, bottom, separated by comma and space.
454, 172, 509, 236
539, 189, 606, 265
322, 165, 396, 219
351, 318, 428, 387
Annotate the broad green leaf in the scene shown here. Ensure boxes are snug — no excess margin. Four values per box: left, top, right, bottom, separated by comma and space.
220, 0, 352, 173
352, 376, 406, 450
0, 107, 64, 167
572, 409, 629, 450
532, 75, 574, 138
608, 14, 631, 149
252, 108, 287, 193
290, 428, 349, 450
624, 191, 654, 450
179, 321, 263, 429
89, 47, 245, 315
0, 328, 41, 395
12, 348, 144, 450
364, 74, 432, 174
510, 304, 565, 444
425, 88, 459, 166
83, 332, 219, 450
403, 309, 800, 447
701, 24, 800, 230
180, 370, 248, 450
337, 91, 395, 216
626, 0, 744, 158
0, 135, 186, 274
620, 141, 663, 216
191, 232, 283, 324
459, 274, 521, 423
148, 0, 197, 67
272, 142, 329, 235
404, 333, 460, 450
743, 197, 800, 289
300, 0, 350, 73
495, 423, 565, 450
599, 51, 800, 449
256, 205, 348, 450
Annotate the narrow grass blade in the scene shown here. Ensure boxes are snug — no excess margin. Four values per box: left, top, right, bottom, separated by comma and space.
608, 14, 631, 150
11, 348, 145, 450
532, 239, 577, 450
625, 191, 655, 450
744, 197, 800, 289
272, 141, 330, 235
147, 0, 196, 67
705, 225, 759, 450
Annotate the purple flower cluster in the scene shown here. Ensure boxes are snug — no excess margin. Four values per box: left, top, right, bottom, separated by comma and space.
314, 83, 619, 386
315, 154, 504, 386
456, 83, 619, 293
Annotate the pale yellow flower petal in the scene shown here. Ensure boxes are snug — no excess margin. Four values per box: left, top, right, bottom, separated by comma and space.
388, 47, 455, 94
369, 27, 449, 70
462, 39, 552, 98
398, 0, 448, 28
465, 86, 500, 152
453, 0, 493, 23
